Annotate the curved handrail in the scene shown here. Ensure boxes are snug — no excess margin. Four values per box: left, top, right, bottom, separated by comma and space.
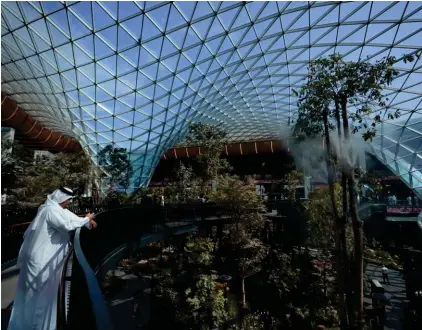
57, 247, 74, 330
73, 227, 115, 330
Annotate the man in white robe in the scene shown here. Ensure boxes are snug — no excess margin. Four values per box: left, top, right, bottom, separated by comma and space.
8, 187, 97, 330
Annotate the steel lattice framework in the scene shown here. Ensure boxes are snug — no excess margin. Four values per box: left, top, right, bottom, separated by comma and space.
1, 1, 422, 192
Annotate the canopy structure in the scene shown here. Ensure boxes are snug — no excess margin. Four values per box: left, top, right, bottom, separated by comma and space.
1, 1, 422, 192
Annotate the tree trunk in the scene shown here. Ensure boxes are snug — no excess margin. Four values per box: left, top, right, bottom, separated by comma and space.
322, 110, 349, 330
335, 101, 354, 327
341, 99, 364, 329
241, 277, 246, 307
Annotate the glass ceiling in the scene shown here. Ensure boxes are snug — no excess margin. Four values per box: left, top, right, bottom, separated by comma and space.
1, 1, 422, 192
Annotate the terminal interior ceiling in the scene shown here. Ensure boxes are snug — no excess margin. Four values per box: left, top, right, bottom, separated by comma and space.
1, 1, 422, 193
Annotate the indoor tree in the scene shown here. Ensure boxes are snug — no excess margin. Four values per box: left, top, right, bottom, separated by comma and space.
97, 144, 133, 194
283, 169, 303, 202
1, 138, 93, 207
294, 52, 420, 328
185, 274, 229, 329
210, 175, 268, 308
184, 123, 231, 192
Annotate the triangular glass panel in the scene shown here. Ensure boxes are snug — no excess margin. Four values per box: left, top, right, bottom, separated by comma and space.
96, 86, 113, 102
116, 80, 133, 97
254, 18, 276, 39
205, 35, 223, 55
157, 63, 172, 80
97, 25, 117, 50
117, 46, 138, 68
240, 27, 257, 46
99, 1, 117, 20
120, 14, 144, 40
20, 2, 43, 23
183, 27, 201, 48
175, 1, 196, 21
92, 35, 114, 59
119, 92, 136, 108
345, 2, 370, 22
3, 8, 24, 31
94, 63, 113, 83
154, 84, 168, 99
118, 25, 138, 51
80, 86, 96, 103
69, 1, 93, 30
232, 6, 251, 30
78, 63, 95, 82
166, 4, 187, 30
68, 11, 91, 39
167, 27, 188, 49
41, 1, 64, 14
161, 37, 179, 57
119, 1, 142, 21
98, 79, 116, 96
47, 9, 70, 37
144, 36, 164, 58
114, 99, 132, 114
192, 16, 213, 40
290, 10, 310, 31
119, 71, 138, 90
245, 1, 266, 21
141, 61, 159, 80
97, 100, 115, 116
142, 15, 163, 40
47, 22, 70, 47
92, 3, 115, 31
28, 18, 51, 43
98, 55, 117, 76
117, 56, 135, 76
147, 3, 171, 32
135, 92, 150, 109
192, 1, 214, 20
62, 69, 78, 87
73, 44, 93, 67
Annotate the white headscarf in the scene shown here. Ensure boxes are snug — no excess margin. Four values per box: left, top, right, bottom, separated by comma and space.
47, 187, 74, 204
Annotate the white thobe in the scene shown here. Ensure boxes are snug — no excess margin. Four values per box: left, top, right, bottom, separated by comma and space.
8, 199, 90, 330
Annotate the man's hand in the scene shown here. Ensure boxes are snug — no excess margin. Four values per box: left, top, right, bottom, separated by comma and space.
89, 220, 98, 229
86, 212, 95, 221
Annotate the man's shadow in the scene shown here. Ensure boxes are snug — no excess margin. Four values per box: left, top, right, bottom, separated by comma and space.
2, 303, 13, 329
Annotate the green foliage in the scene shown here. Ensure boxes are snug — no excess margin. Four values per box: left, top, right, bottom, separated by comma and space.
268, 251, 300, 298
98, 144, 133, 190
1, 138, 93, 207
267, 249, 340, 329
228, 230, 268, 277
184, 235, 215, 267
185, 123, 231, 186
210, 175, 265, 232
283, 169, 303, 202
293, 53, 401, 141
305, 185, 354, 252
169, 162, 202, 202
229, 312, 265, 330
1, 139, 33, 191
185, 274, 229, 328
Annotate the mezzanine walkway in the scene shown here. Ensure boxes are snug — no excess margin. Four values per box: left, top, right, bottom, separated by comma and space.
365, 263, 408, 330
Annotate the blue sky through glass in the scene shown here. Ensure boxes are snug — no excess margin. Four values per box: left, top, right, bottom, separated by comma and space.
1, 1, 422, 191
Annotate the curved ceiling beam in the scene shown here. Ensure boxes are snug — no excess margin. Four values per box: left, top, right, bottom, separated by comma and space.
1, 92, 81, 152
162, 140, 286, 159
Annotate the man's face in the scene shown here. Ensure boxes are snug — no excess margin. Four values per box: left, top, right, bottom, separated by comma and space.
59, 199, 72, 209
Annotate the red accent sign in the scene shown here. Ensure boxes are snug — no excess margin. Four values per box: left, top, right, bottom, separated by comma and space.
387, 207, 422, 214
